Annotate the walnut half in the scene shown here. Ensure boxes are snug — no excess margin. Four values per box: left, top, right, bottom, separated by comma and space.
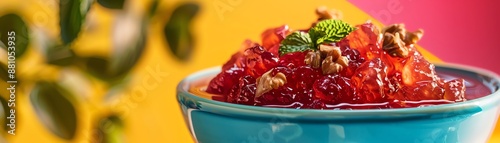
322, 56, 345, 74
305, 51, 321, 68
255, 70, 287, 98
315, 6, 343, 20
381, 24, 424, 58
304, 45, 349, 74
382, 32, 408, 57
319, 44, 342, 60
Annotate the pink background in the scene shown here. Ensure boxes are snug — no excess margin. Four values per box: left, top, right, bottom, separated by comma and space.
349, 0, 500, 74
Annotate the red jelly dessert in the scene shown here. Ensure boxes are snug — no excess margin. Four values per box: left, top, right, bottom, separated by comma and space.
205, 8, 469, 109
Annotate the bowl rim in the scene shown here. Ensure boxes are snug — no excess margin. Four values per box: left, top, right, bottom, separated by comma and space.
177, 63, 500, 120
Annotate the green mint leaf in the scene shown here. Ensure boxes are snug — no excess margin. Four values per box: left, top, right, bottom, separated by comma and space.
309, 19, 355, 46
279, 31, 313, 55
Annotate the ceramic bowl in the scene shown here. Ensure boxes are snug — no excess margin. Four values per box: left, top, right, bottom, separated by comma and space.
177, 64, 500, 143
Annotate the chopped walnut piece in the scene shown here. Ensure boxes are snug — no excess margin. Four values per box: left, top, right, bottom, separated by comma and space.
322, 56, 343, 74
305, 51, 321, 68
382, 32, 408, 57
381, 24, 424, 58
255, 70, 287, 98
335, 56, 349, 67
405, 29, 424, 45
316, 6, 343, 20
319, 44, 341, 59
382, 24, 406, 35
307, 44, 350, 74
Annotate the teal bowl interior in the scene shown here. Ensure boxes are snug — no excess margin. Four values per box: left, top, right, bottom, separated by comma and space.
177, 64, 500, 143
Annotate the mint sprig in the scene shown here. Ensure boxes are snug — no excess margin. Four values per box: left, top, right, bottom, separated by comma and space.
278, 31, 313, 55
279, 19, 355, 55
309, 19, 356, 45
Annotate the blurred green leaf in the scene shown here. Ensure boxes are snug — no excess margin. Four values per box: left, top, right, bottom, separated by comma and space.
0, 39, 5, 48
148, 0, 160, 18
0, 96, 9, 133
46, 44, 77, 66
82, 56, 113, 79
95, 115, 125, 143
97, 0, 126, 9
110, 14, 147, 78
81, 14, 147, 84
81, 56, 129, 84
0, 58, 9, 82
0, 13, 30, 58
59, 0, 91, 44
30, 82, 78, 140
164, 3, 199, 61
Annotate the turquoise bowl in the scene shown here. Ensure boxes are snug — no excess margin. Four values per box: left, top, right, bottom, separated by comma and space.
177, 64, 500, 143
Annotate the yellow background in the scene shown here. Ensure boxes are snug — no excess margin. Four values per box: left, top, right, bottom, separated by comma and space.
0, 0, 499, 142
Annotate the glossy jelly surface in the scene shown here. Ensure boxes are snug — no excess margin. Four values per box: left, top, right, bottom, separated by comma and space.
202, 23, 478, 109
